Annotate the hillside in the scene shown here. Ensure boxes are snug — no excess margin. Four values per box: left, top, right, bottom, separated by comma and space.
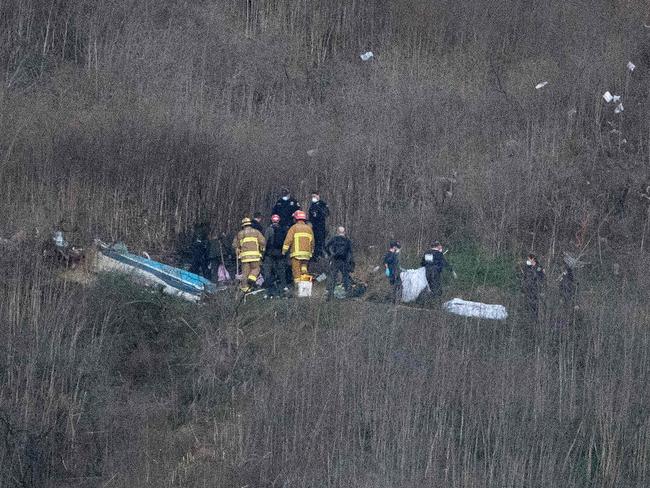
1, 1, 650, 486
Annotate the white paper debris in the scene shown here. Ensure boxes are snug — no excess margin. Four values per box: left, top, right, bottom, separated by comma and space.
615, 103, 624, 114
360, 51, 374, 61
603, 91, 614, 103
627, 61, 636, 72
567, 108, 577, 116
306, 149, 318, 157
442, 298, 508, 320
535, 81, 548, 89
612, 95, 621, 102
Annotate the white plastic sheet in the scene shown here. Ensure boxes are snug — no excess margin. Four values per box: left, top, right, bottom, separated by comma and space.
535, 81, 548, 89
442, 298, 508, 320
615, 103, 624, 114
360, 51, 374, 61
627, 61, 636, 72
400, 267, 429, 303
603, 91, 614, 103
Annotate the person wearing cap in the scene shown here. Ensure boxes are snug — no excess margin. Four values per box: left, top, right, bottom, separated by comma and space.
522, 253, 545, 320
263, 214, 287, 296
421, 241, 456, 297
272, 189, 302, 230
383, 240, 402, 301
282, 210, 314, 282
232, 217, 266, 292
308, 191, 330, 258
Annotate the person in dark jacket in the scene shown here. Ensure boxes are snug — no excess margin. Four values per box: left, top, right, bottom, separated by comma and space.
263, 214, 287, 297
383, 240, 402, 302
325, 226, 354, 298
522, 253, 545, 320
271, 189, 301, 230
308, 191, 330, 258
421, 241, 455, 297
189, 222, 212, 280
251, 212, 265, 233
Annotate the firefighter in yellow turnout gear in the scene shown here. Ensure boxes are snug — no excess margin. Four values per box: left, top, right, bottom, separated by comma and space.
233, 217, 266, 292
282, 210, 314, 281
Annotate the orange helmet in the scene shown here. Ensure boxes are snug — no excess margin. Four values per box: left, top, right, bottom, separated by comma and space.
293, 210, 306, 221
271, 214, 280, 223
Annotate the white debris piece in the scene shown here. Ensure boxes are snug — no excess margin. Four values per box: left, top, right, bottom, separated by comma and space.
627, 61, 636, 72
615, 103, 624, 114
567, 108, 577, 116
603, 91, 614, 103
400, 267, 429, 303
612, 95, 621, 102
315, 273, 327, 282
535, 81, 548, 89
360, 51, 374, 61
442, 298, 508, 320
306, 149, 318, 157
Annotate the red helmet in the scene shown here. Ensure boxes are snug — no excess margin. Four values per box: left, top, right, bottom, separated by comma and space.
293, 210, 306, 221
271, 214, 280, 223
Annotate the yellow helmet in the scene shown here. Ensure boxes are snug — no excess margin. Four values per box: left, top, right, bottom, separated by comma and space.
241, 217, 252, 227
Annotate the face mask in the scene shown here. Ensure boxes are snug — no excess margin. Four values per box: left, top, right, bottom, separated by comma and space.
282, 196, 289, 201
526, 260, 532, 266
311, 197, 318, 203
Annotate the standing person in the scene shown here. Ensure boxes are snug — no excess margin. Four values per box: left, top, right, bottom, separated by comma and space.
308, 191, 330, 259
272, 188, 301, 230
232, 217, 266, 293
383, 240, 402, 301
282, 210, 314, 282
251, 212, 265, 233
421, 241, 456, 297
522, 253, 545, 320
263, 214, 287, 297
189, 222, 212, 280
325, 226, 354, 299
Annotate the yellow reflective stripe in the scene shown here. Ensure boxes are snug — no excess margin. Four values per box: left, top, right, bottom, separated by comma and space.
294, 232, 312, 252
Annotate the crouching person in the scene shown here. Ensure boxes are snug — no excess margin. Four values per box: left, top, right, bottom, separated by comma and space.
325, 226, 354, 299
233, 217, 266, 292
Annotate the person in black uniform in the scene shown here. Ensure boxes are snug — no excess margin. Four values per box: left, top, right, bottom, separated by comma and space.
383, 240, 402, 302
189, 222, 211, 280
308, 191, 330, 259
251, 212, 264, 233
421, 241, 455, 297
325, 226, 354, 298
271, 189, 301, 230
522, 253, 545, 320
263, 214, 287, 297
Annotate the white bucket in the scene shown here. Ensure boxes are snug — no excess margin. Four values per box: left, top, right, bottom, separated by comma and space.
297, 281, 313, 297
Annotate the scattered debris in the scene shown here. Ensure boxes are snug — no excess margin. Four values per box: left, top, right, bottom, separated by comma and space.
627, 61, 636, 72
535, 81, 548, 89
360, 51, 374, 61
442, 298, 508, 320
603, 91, 621, 103
615, 103, 624, 114
567, 108, 577, 117
94, 240, 216, 302
563, 252, 588, 269
306, 149, 318, 157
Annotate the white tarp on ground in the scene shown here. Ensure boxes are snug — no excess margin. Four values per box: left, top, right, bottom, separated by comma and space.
400, 267, 429, 302
443, 298, 508, 320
